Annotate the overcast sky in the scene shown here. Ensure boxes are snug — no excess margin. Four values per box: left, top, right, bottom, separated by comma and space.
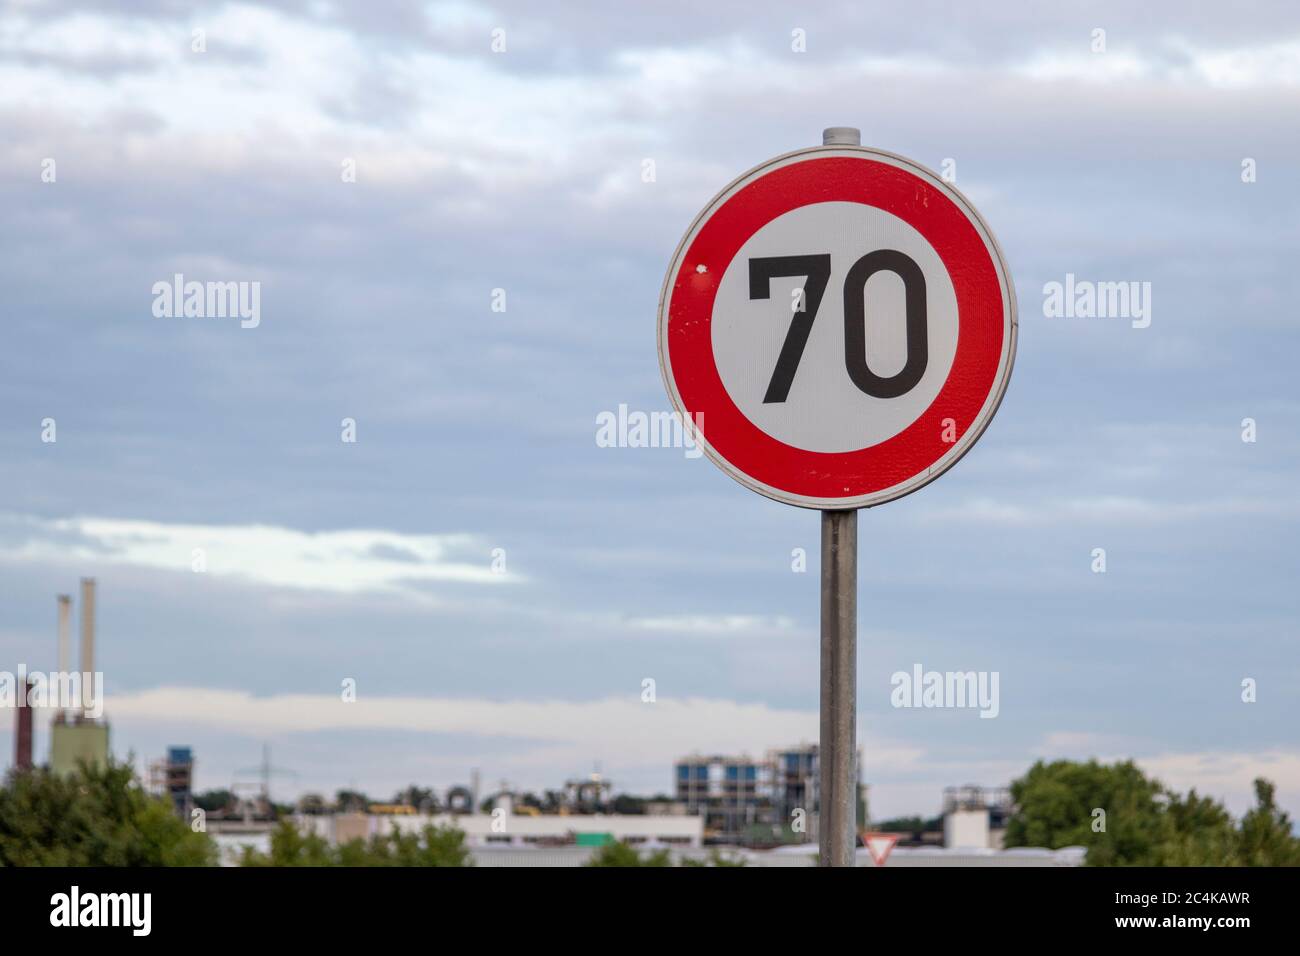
0, 0, 1297, 822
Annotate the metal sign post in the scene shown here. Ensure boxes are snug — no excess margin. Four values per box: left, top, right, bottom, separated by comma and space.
656, 124, 1016, 870
819, 507, 857, 866
817, 124, 862, 869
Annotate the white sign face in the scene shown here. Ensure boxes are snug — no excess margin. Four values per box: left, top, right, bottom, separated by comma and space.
658, 145, 1017, 509
711, 201, 960, 454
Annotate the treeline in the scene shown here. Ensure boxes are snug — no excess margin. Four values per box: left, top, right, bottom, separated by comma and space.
239, 819, 472, 866
1004, 760, 1300, 866
0, 761, 214, 866
2, 758, 1296, 867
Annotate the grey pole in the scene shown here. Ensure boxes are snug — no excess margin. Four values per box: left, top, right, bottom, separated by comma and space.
822, 126, 862, 147
819, 509, 858, 866
817, 126, 862, 868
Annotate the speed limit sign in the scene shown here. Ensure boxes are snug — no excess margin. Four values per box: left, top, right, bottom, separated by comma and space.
657, 137, 1017, 509
657, 129, 1016, 867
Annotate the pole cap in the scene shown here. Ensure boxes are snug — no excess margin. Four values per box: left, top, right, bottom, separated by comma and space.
822, 127, 861, 146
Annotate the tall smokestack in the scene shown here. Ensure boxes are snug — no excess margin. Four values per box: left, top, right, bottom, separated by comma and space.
57, 594, 71, 724
79, 578, 95, 721
15, 678, 33, 771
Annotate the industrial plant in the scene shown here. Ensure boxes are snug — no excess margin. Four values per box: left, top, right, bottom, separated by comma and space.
10, 578, 110, 778
4, 581, 1072, 867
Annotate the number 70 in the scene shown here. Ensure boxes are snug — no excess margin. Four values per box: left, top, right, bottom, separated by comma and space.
749, 251, 928, 403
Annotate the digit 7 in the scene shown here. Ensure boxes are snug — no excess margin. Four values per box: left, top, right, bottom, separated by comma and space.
748, 255, 832, 404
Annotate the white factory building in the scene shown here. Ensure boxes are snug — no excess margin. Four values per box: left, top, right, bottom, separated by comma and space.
297, 810, 704, 849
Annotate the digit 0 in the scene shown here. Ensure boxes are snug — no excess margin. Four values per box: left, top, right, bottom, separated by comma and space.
842, 249, 928, 399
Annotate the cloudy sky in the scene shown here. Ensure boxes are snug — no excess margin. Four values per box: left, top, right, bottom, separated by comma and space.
0, 0, 1297, 821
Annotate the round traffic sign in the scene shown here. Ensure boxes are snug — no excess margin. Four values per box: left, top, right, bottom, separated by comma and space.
657, 144, 1017, 509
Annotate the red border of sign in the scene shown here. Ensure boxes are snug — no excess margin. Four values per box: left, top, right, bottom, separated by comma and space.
659, 147, 1016, 508
863, 831, 900, 866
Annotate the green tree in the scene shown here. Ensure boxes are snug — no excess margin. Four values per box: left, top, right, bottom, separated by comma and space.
680, 849, 747, 867
241, 821, 471, 867
874, 815, 939, 834
583, 840, 672, 867
1005, 760, 1299, 866
193, 788, 235, 813
1004, 759, 1171, 865
1151, 788, 1239, 866
296, 792, 328, 815
370, 823, 473, 866
610, 795, 647, 815
0, 760, 216, 867
1237, 779, 1300, 867
240, 819, 334, 867
392, 785, 437, 812
334, 789, 370, 813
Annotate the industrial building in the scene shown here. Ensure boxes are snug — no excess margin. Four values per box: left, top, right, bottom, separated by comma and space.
148, 747, 196, 818
675, 753, 772, 837
2, 583, 1028, 869
674, 744, 867, 844
4, 580, 111, 777
12, 677, 33, 772
302, 810, 704, 850
562, 773, 611, 811
941, 785, 1013, 849
48, 580, 110, 776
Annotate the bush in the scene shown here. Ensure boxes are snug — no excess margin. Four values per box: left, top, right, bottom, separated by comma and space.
0, 759, 216, 867
680, 849, 747, 867
1004, 759, 1300, 866
240, 820, 472, 866
583, 841, 672, 867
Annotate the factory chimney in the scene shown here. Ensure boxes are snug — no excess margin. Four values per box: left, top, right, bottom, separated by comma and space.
79, 578, 96, 723
56, 594, 71, 725
49, 579, 110, 776
14, 677, 34, 771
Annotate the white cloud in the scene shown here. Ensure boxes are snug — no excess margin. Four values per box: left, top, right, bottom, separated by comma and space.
76, 687, 815, 764
0, 514, 510, 597
1037, 730, 1138, 754
3, 684, 921, 776
1014, 50, 1151, 84
1177, 38, 1300, 88
5, 5, 1299, 203
915, 494, 1300, 528
1032, 731, 1300, 816
1014, 37, 1300, 88
10, 690, 1292, 820
624, 614, 797, 636
1139, 750, 1300, 813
